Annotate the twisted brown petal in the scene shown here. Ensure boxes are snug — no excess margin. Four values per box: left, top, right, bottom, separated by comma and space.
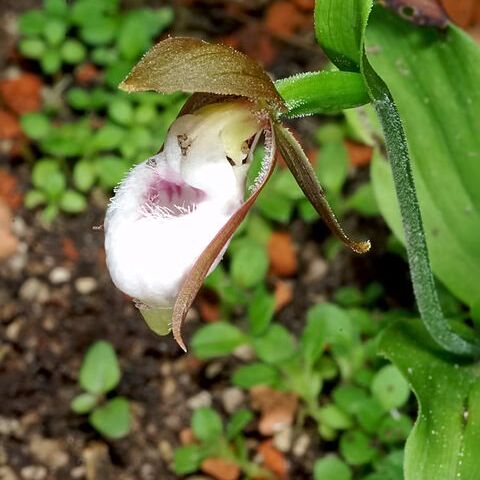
120, 37, 286, 114
273, 122, 371, 254
172, 124, 277, 351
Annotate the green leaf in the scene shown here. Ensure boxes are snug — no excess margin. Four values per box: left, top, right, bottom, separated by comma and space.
371, 364, 410, 411
107, 98, 134, 126
332, 385, 369, 415
314, 0, 372, 71
21, 113, 51, 140
19, 38, 46, 59
346, 183, 379, 216
276, 71, 369, 118
71, 392, 98, 414
41, 122, 92, 157
314, 456, 352, 480
316, 141, 348, 195
79, 340, 121, 395
92, 123, 125, 151
363, 7, 480, 356
59, 190, 87, 213
248, 286, 275, 336
253, 324, 296, 365
355, 397, 384, 433
368, 9, 480, 310
73, 161, 96, 192
191, 323, 247, 359
24, 189, 47, 209
95, 156, 129, 189
41, 204, 59, 223
42, 18, 67, 46
173, 445, 203, 475
317, 404, 353, 430
80, 16, 117, 46
40, 49, 61, 74
61, 39, 87, 64
230, 240, 269, 289
32, 159, 65, 198
379, 320, 480, 480
302, 303, 355, 367
120, 37, 285, 113
44, 0, 68, 17
192, 407, 223, 442
89, 397, 130, 439
18, 10, 46, 35
378, 414, 413, 445
67, 88, 91, 110
340, 430, 377, 466
226, 409, 253, 440
232, 363, 280, 389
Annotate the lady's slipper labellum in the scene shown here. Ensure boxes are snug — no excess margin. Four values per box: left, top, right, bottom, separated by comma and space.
105, 37, 369, 350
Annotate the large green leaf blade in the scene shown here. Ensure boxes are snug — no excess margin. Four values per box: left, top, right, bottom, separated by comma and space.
314, 0, 372, 71
379, 320, 480, 480
368, 8, 480, 308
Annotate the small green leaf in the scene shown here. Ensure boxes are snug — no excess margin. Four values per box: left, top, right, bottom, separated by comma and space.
332, 385, 369, 415
248, 286, 275, 336
371, 364, 410, 411
340, 430, 377, 466
191, 323, 247, 359
253, 324, 296, 364
314, 456, 352, 480
21, 113, 51, 140
19, 38, 46, 59
89, 397, 130, 439
32, 160, 65, 198
61, 39, 87, 64
73, 160, 97, 192
317, 404, 353, 430
92, 123, 125, 151
42, 18, 67, 46
59, 190, 87, 213
108, 98, 134, 126
80, 16, 117, 46
44, 0, 68, 17
334, 287, 363, 308
95, 156, 129, 189
316, 142, 349, 195
276, 71, 369, 118
378, 414, 413, 445
173, 445, 203, 475
79, 340, 121, 395
232, 363, 280, 389
91, 47, 118, 66
302, 303, 355, 366
192, 407, 223, 442
346, 183, 379, 216
71, 392, 98, 414
24, 189, 47, 209
41, 204, 59, 223
226, 409, 253, 440
231, 240, 269, 289
355, 397, 384, 433
66, 88, 91, 110
18, 10, 46, 35
41, 49, 62, 74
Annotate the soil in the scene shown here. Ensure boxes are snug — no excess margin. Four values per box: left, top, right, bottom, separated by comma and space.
0, 2, 414, 479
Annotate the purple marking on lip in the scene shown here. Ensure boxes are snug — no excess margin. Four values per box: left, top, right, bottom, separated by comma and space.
144, 175, 206, 217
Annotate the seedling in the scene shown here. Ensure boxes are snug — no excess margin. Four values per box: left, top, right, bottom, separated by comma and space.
173, 407, 271, 479
71, 340, 130, 439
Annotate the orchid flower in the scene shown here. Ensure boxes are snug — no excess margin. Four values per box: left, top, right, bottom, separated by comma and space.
104, 37, 370, 351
